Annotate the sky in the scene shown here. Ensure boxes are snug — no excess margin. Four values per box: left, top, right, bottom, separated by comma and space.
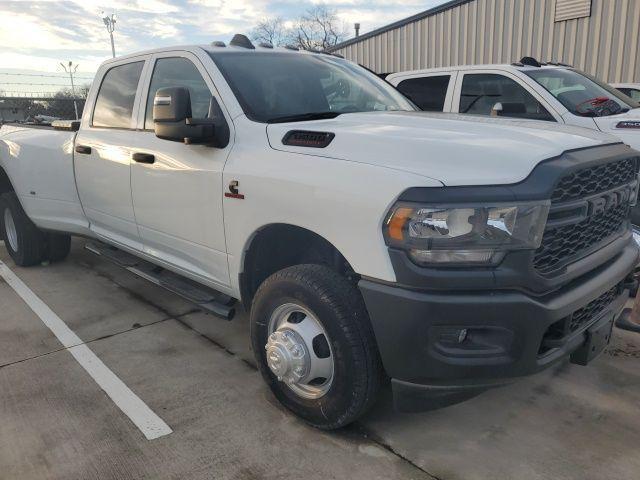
0, 0, 447, 94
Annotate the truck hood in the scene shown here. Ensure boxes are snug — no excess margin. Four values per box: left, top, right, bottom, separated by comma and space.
266, 111, 618, 186
592, 108, 640, 151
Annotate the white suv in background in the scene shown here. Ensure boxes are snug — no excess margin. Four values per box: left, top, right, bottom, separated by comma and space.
611, 83, 640, 102
387, 58, 640, 151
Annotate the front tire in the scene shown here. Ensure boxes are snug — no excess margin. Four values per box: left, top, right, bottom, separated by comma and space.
0, 192, 46, 266
250, 264, 382, 429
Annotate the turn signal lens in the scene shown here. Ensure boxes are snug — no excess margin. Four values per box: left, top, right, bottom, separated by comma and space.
387, 207, 413, 241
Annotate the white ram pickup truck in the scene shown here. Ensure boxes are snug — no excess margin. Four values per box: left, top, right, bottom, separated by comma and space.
1, 37, 639, 429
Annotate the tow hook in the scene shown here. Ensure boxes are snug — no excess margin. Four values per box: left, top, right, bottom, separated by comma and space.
616, 273, 640, 333
624, 272, 639, 298
615, 308, 640, 334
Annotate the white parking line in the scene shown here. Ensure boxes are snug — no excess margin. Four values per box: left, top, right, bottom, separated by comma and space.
0, 260, 173, 440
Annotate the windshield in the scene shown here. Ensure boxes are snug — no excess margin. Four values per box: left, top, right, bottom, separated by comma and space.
525, 68, 639, 117
208, 51, 415, 122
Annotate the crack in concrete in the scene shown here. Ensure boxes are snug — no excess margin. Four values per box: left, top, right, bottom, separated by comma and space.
0, 346, 70, 370
0, 310, 199, 371
170, 316, 260, 374
76, 259, 259, 373
346, 423, 442, 480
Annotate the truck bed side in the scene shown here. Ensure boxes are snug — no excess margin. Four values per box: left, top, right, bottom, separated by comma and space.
0, 124, 89, 235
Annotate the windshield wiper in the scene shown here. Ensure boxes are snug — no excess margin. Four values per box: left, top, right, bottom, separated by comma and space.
267, 111, 341, 124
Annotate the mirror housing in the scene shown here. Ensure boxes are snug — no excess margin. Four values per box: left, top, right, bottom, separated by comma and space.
153, 86, 191, 122
153, 87, 229, 147
491, 102, 527, 117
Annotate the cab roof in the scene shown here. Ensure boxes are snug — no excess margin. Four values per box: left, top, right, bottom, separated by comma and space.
386, 57, 573, 79
100, 34, 342, 68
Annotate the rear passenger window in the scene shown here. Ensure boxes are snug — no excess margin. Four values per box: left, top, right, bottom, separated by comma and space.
92, 61, 144, 128
396, 76, 450, 111
459, 73, 555, 121
144, 57, 212, 130
619, 88, 640, 101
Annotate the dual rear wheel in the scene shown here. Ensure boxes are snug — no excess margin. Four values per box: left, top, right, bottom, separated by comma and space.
0, 192, 71, 266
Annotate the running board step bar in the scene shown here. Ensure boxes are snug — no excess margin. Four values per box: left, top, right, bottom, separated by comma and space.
85, 241, 236, 320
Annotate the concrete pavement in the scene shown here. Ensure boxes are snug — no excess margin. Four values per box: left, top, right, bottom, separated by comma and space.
1, 238, 639, 479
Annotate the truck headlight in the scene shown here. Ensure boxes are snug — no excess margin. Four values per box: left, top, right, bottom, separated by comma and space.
383, 201, 550, 266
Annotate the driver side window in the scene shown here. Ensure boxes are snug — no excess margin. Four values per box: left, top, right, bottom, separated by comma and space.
459, 73, 555, 121
145, 57, 212, 129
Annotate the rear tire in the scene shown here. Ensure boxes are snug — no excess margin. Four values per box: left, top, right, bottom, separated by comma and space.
1, 192, 47, 266
46, 232, 71, 262
250, 264, 382, 429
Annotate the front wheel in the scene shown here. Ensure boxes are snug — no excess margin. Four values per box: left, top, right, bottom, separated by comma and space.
250, 264, 382, 429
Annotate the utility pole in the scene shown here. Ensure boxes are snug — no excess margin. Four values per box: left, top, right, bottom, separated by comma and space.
102, 12, 117, 58
60, 61, 79, 120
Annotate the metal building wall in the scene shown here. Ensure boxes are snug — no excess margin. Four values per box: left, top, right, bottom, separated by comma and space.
333, 0, 640, 83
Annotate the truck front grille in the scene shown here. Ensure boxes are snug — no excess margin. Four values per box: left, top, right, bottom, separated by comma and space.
569, 284, 621, 332
533, 203, 628, 274
533, 157, 638, 276
538, 282, 623, 355
550, 157, 637, 203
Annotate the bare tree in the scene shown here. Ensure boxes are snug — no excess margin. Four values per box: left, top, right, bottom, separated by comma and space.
250, 4, 348, 51
250, 17, 287, 46
77, 83, 91, 98
290, 4, 348, 50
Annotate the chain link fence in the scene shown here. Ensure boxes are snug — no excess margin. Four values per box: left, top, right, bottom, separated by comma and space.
1, 72, 93, 125
0, 96, 86, 124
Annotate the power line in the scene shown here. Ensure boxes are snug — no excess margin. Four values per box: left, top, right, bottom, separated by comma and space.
0, 92, 75, 97
0, 72, 94, 79
0, 82, 86, 86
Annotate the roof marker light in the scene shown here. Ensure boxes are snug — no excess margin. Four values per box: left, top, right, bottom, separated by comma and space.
229, 34, 255, 49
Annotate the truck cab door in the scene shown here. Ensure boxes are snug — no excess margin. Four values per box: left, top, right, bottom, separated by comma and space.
451, 69, 560, 122
393, 71, 457, 112
128, 52, 233, 289
74, 56, 150, 250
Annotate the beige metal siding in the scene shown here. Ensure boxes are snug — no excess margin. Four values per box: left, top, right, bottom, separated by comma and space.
555, 0, 592, 22
334, 0, 640, 83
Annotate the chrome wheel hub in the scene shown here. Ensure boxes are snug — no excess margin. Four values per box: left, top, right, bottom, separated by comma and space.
4, 207, 18, 252
266, 303, 334, 399
265, 330, 309, 385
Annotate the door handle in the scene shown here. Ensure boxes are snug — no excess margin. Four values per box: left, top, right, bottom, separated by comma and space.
75, 145, 92, 155
132, 152, 155, 164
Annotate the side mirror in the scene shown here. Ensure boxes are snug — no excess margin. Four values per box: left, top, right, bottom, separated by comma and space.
491, 102, 528, 118
153, 86, 191, 123
153, 87, 228, 147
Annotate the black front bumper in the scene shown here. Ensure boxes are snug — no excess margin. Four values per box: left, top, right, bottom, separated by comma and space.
359, 242, 639, 412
